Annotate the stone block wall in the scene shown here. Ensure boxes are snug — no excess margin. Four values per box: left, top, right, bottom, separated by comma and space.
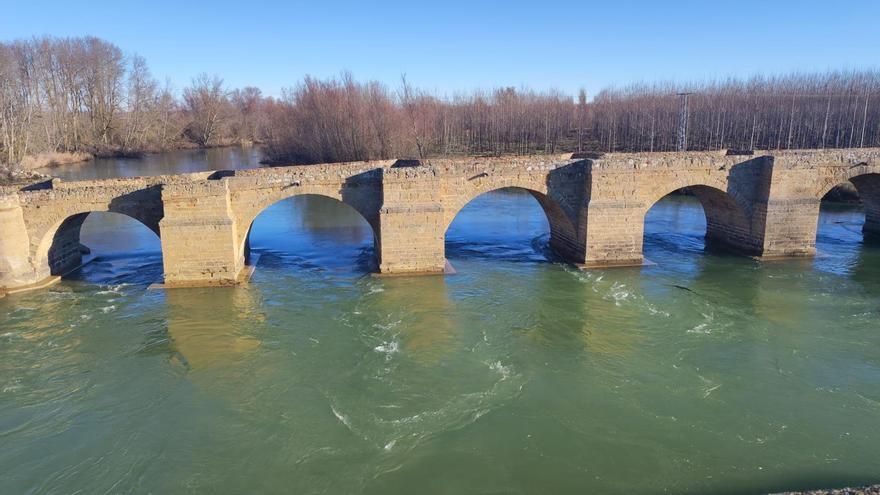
160, 180, 243, 286
2, 149, 880, 292
228, 164, 384, 261
583, 153, 773, 265
432, 155, 588, 264
0, 193, 33, 288
761, 150, 880, 256
379, 166, 446, 274
852, 174, 880, 236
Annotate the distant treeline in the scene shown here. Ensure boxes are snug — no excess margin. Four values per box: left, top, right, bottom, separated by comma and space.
0, 36, 264, 168
266, 71, 880, 163
590, 74, 879, 152
2, 35, 879, 171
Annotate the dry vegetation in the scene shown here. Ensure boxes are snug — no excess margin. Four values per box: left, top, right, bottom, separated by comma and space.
2, 35, 879, 177
591, 73, 879, 152
0, 36, 265, 175
18, 151, 93, 170
263, 70, 880, 164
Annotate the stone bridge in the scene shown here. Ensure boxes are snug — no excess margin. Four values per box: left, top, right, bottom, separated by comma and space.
2, 149, 879, 293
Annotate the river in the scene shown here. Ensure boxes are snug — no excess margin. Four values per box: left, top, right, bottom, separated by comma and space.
1, 148, 879, 494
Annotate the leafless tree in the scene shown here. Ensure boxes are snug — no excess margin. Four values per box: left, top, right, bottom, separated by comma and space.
183, 74, 229, 147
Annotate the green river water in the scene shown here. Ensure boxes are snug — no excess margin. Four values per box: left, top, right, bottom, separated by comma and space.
1, 148, 878, 494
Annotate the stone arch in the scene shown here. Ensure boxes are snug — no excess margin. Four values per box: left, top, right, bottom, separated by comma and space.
816, 169, 880, 239
814, 164, 880, 200
643, 182, 758, 255
33, 210, 161, 280
234, 189, 379, 265
443, 181, 579, 260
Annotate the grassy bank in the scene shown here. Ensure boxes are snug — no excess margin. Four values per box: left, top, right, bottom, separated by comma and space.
18, 151, 94, 170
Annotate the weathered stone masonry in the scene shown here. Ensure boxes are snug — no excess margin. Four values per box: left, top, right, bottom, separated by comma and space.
1, 149, 879, 293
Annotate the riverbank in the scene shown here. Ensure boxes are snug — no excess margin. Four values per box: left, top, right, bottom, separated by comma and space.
2, 151, 92, 185
18, 151, 94, 170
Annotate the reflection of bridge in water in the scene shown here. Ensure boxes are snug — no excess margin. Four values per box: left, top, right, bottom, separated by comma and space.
2, 148, 880, 294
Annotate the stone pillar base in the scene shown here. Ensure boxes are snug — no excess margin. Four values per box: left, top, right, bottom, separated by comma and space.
1, 194, 39, 290
578, 257, 649, 269
160, 181, 245, 287
377, 167, 447, 275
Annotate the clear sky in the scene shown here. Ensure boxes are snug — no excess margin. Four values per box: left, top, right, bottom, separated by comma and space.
2, 0, 878, 98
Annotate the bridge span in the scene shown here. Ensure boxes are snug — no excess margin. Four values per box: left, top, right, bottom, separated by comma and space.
2, 148, 879, 293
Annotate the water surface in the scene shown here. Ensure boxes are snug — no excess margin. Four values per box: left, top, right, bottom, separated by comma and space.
2, 150, 879, 494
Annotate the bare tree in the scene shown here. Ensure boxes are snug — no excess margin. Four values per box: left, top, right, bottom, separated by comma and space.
183, 73, 229, 147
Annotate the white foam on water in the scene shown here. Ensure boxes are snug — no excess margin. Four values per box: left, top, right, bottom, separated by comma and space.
608, 283, 632, 306
489, 361, 511, 380
3, 377, 22, 393
646, 304, 671, 317
688, 323, 711, 334
372, 320, 401, 331
687, 312, 717, 334
702, 383, 721, 398
96, 284, 128, 296
100, 306, 116, 314
331, 406, 353, 430
374, 341, 400, 358
697, 375, 722, 398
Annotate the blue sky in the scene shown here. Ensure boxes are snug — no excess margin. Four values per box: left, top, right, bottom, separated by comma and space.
2, 0, 878, 98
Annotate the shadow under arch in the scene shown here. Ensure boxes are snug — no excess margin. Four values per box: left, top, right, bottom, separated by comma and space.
240, 193, 379, 272
35, 210, 162, 280
643, 184, 758, 257
817, 172, 880, 243
443, 186, 578, 263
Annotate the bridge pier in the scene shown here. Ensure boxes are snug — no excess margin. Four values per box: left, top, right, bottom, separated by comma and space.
160, 180, 246, 287
583, 201, 646, 267
0, 193, 38, 290
755, 198, 819, 258
378, 166, 447, 275
851, 174, 880, 239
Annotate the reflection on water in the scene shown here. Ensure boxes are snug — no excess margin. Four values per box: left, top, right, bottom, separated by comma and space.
44, 146, 263, 181
2, 152, 880, 494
